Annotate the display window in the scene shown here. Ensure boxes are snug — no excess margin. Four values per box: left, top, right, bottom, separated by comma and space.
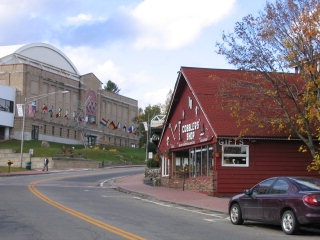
222, 145, 249, 167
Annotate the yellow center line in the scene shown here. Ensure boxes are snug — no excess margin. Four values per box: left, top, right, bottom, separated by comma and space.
29, 175, 147, 240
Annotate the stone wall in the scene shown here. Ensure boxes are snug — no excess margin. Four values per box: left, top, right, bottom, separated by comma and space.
0, 149, 101, 169
161, 175, 214, 195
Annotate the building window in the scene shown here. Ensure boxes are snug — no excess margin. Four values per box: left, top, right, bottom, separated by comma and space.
67, 129, 70, 138
74, 131, 77, 139
162, 156, 170, 176
59, 128, 62, 137
43, 125, 47, 134
0, 98, 14, 113
52, 126, 55, 136
222, 145, 249, 167
189, 145, 213, 177
31, 125, 39, 140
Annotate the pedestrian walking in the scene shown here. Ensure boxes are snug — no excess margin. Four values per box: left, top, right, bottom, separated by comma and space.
42, 158, 49, 171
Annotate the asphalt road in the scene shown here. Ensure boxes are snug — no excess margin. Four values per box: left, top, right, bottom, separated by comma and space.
0, 167, 319, 240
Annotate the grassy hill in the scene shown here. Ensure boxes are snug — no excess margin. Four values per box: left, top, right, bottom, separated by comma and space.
0, 140, 146, 165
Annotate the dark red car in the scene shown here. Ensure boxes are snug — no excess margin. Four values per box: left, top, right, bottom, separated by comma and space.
229, 176, 320, 235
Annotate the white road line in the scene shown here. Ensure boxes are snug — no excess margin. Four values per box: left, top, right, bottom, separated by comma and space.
133, 197, 173, 207
132, 196, 227, 221
176, 206, 225, 218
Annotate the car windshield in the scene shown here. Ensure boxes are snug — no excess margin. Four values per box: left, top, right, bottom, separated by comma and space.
290, 177, 320, 191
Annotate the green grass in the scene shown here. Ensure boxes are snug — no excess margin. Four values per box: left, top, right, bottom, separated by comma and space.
0, 166, 26, 173
0, 140, 146, 164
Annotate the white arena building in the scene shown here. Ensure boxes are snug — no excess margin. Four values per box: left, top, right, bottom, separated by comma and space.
0, 43, 139, 147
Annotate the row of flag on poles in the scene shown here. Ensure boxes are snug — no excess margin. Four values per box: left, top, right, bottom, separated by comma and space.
27, 104, 136, 133
100, 118, 136, 133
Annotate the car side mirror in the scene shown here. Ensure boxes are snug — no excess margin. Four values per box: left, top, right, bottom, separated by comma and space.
244, 189, 252, 195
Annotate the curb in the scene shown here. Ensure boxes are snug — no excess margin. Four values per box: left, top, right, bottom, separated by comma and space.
114, 185, 228, 215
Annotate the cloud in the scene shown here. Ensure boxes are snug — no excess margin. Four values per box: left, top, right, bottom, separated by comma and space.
66, 13, 106, 26
95, 60, 126, 86
62, 45, 126, 86
130, 0, 235, 50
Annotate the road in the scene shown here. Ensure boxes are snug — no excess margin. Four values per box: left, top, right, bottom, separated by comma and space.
0, 167, 319, 240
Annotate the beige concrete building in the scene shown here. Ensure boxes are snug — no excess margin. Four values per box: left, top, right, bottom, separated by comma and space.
0, 43, 139, 147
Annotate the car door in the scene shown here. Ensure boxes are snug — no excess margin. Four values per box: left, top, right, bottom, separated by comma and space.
260, 179, 289, 223
241, 178, 276, 221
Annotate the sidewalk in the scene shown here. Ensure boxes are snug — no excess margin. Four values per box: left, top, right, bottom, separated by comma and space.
114, 174, 229, 214
0, 169, 50, 177
0, 170, 229, 214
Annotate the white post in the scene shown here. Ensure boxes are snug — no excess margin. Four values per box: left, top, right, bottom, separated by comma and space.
20, 99, 26, 167
145, 114, 150, 162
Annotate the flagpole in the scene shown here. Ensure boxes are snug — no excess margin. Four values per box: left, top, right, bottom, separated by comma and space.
145, 114, 149, 162
19, 99, 26, 167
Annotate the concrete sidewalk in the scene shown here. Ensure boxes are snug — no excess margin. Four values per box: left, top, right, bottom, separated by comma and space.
0, 169, 50, 177
114, 174, 229, 214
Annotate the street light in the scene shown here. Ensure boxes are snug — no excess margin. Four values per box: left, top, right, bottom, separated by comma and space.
19, 90, 69, 167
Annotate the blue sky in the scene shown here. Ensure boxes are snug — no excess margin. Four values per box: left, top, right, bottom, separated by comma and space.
0, 0, 270, 109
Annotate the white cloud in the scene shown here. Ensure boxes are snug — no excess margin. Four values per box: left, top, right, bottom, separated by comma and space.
143, 87, 171, 107
95, 60, 125, 86
67, 13, 93, 24
66, 13, 106, 26
131, 0, 235, 50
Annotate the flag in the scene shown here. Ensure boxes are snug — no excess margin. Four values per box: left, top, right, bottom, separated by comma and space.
100, 118, 108, 126
128, 125, 135, 133
88, 116, 96, 124
56, 107, 62, 118
109, 121, 116, 129
49, 105, 54, 118
143, 122, 148, 131
117, 122, 121, 129
28, 101, 36, 117
41, 104, 48, 113
123, 124, 127, 131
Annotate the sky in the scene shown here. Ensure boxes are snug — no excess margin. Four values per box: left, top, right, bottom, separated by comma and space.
0, 0, 271, 109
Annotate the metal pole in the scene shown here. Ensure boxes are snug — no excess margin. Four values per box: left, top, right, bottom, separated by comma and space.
19, 99, 26, 168
145, 117, 149, 162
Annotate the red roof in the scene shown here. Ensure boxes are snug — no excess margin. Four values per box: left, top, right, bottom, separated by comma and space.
169, 67, 295, 138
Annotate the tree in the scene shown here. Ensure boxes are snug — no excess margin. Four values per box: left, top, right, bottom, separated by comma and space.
134, 104, 162, 148
104, 80, 120, 94
216, 0, 320, 171
162, 89, 173, 115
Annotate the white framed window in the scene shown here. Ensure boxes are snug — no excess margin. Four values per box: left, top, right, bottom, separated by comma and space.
189, 145, 213, 177
222, 145, 249, 167
162, 156, 170, 176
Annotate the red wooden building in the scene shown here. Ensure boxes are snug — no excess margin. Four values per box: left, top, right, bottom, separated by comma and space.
157, 67, 319, 196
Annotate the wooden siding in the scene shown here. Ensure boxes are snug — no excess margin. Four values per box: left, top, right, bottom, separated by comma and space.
215, 140, 319, 196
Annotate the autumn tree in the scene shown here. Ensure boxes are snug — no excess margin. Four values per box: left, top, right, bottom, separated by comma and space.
216, 0, 320, 171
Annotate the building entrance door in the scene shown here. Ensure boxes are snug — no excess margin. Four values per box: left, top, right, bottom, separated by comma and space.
31, 125, 39, 140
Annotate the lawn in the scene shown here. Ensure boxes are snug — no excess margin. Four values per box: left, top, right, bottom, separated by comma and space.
0, 140, 146, 164
0, 166, 26, 173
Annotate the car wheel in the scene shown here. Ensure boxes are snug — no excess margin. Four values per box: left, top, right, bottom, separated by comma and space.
281, 210, 299, 235
230, 203, 244, 225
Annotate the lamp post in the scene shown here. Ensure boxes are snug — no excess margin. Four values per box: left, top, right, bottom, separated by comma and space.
145, 120, 149, 162
19, 90, 69, 167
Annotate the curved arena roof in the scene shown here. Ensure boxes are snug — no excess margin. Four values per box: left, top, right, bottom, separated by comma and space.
0, 42, 80, 78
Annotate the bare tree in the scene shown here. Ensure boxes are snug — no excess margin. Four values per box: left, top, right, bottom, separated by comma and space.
216, 0, 320, 171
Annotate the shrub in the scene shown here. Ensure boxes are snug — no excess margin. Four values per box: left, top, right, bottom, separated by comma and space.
146, 159, 160, 168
